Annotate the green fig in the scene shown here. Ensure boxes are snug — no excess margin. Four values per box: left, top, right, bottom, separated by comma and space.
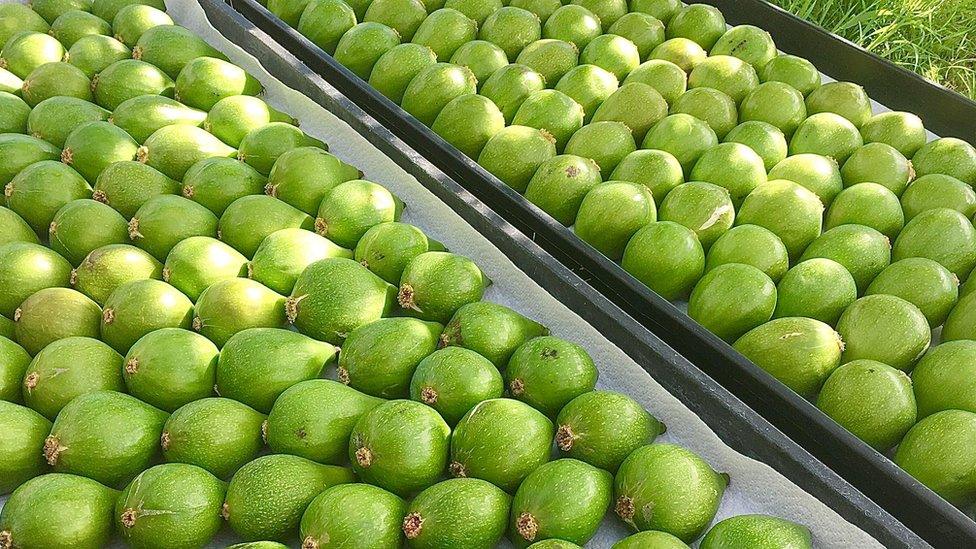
182, 156, 267, 216
265, 379, 382, 464
409, 346, 504, 426
92, 160, 180, 219
4, 160, 91, 235
44, 390, 168, 487
219, 195, 316, 258
204, 95, 295, 149
115, 463, 225, 549
403, 478, 510, 548
224, 454, 355, 541
22, 336, 123, 420
14, 287, 101, 355
175, 56, 262, 111
162, 236, 248, 301
215, 327, 335, 413
100, 279, 193, 354
132, 24, 225, 78
161, 397, 265, 479
71, 243, 162, 305
287, 257, 397, 344
192, 278, 287, 348
128, 194, 218, 261
137, 124, 237, 181
249, 228, 352, 295
0, 401, 51, 494
110, 94, 206, 143
265, 147, 360, 215
91, 59, 174, 110
0, 473, 117, 548
0, 241, 71, 317
299, 483, 405, 549
49, 199, 128, 266
314, 179, 403, 249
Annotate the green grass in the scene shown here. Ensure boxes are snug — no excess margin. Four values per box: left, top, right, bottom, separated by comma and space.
766, 0, 976, 101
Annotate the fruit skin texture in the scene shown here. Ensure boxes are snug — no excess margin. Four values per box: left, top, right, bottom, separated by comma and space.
138, 124, 237, 182
350, 399, 450, 496
836, 295, 930, 372
410, 346, 504, 425
338, 317, 441, 398
513, 89, 585, 153
265, 147, 360, 216
182, 155, 268, 216
0, 336, 30, 402
911, 340, 976, 418
110, 94, 206, 144
900, 174, 976, 222
0, 401, 51, 494
894, 409, 976, 506
912, 137, 976, 187
610, 149, 684, 205
163, 236, 247, 301
161, 397, 265, 480
524, 154, 603, 226
224, 454, 355, 542
700, 514, 812, 549
0, 206, 38, 247
573, 181, 656, 260
705, 224, 789, 283
175, 56, 262, 111
404, 478, 510, 548
450, 398, 554, 493
480, 63, 547, 124
621, 221, 705, 301
816, 359, 916, 452
799, 224, 890, 296
289, 257, 397, 344
439, 301, 549, 368
49, 199, 128, 266
112, 4, 174, 47
215, 327, 336, 413
689, 264, 777, 343
451, 40, 509, 86
72, 243, 163, 306
865, 257, 958, 328
0, 91, 29, 133
432, 93, 506, 158
735, 179, 824, 262
205, 95, 295, 151
22, 336, 124, 420
123, 327, 218, 412
300, 483, 406, 549
0, 32, 65, 79
297, 0, 356, 55
615, 443, 727, 541
556, 391, 662, 473
642, 113, 718, 175
657, 181, 734, 251
690, 142, 768, 206
401, 63, 478, 126
398, 252, 487, 324
841, 142, 913, 196
612, 531, 689, 549
789, 112, 863, 163
5, 160, 91, 236
0, 241, 71, 318
91, 58, 174, 112
100, 279, 194, 354
734, 317, 843, 397
506, 336, 598, 418
132, 24, 225, 79
45, 390, 168, 488
115, 463, 225, 549
773, 258, 857, 326
14, 287, 102, 355
355, 222, 437, 284
315, 179, 403, 249
0, 473, 117, 549
0, 4, 48, 42
333, 22, 402, 81
824, 182, 903, 240
128, 195, 219, 261
266, 379, 382, 464
509, 458, 612, 547
250, 228, 351, 295
193, 278, 287, 348
892, 207, 976, 282
219, 195, 314, 259
0, 134, 62, 186
60, 121, 139, 185
478, 125, 557, 193
92, 161, 180, 219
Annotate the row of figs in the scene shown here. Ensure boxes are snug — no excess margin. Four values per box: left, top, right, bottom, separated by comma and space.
271, 0, 976, 510
0, 0, 819, 548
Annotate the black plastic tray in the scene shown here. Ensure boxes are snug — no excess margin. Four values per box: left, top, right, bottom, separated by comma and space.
210, 0, 962, 545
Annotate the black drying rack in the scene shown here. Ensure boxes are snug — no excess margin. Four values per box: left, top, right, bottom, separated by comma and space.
210, 0, 976, 544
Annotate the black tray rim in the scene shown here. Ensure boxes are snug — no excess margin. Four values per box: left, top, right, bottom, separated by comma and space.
214, 0, 972, 545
